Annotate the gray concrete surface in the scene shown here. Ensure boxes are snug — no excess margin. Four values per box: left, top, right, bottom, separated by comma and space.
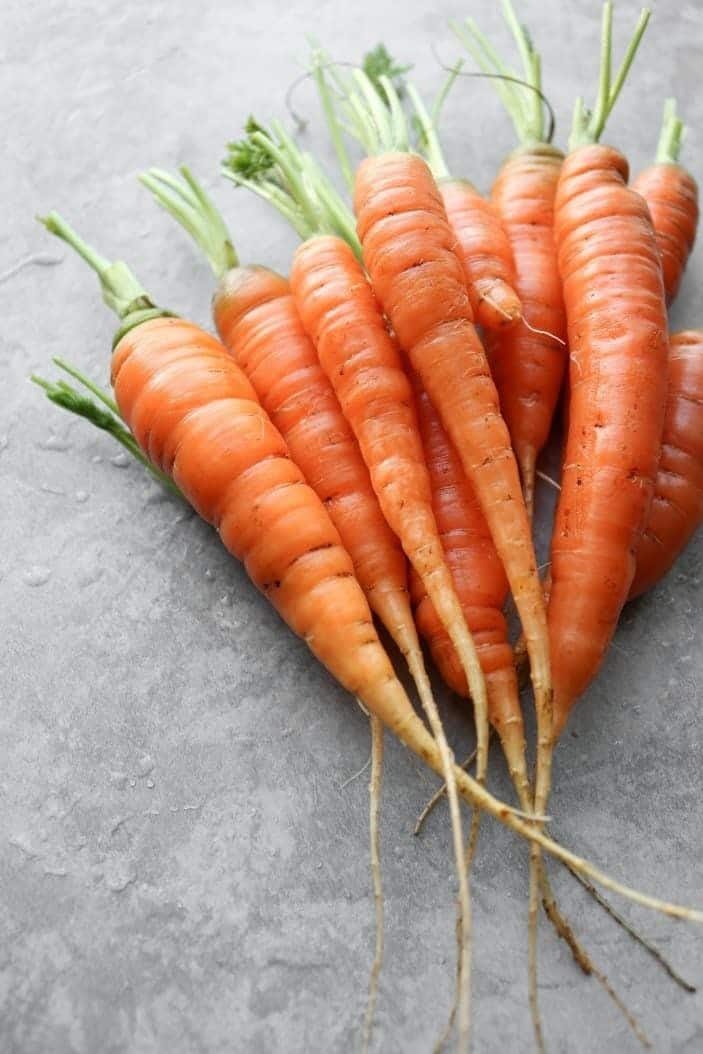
2, 1, 702, 1051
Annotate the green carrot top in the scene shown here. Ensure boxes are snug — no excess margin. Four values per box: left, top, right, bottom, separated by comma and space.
222, 117, 362, 257
569, 2, 651, 151
654, 98, 686, 166
452, 0, 552, 146
141, 165, 239, 281
38, 212, 174, 346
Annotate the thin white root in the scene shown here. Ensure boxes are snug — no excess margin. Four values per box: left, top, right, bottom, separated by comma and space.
414, 745, 481, 836
521, 314, 567, 345
362, 716, 385, 1054
340, 754, 372, 789
536, 469, 561, 491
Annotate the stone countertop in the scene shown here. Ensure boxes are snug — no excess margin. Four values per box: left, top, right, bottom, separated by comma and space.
3, 2, 702, 1051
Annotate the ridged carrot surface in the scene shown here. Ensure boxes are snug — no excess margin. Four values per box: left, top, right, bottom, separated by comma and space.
632, 164, 698, 305
210, 267, 418, 655
440, 179, 521, 331
407, 373, 529, 799
486, 144, 567, 513
549, 144, 668, 737
289, 234, 492, 780
630, 330, 703, 598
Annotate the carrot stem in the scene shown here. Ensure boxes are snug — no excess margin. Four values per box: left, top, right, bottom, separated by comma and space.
38, 212, 151, 320
452, 12, 544, 145
222, 120, 362, 255
407, 83, 451, 181
655, 98, 686, 165
140, 166, 239, 279
500, 0, 543, 139
570, 4, 651, 148
53, 356, 121, 416
310, 44, 356, 191
30, 370, 183, 497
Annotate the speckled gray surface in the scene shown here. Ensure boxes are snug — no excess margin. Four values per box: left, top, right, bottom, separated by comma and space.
2, 2, 702, 1052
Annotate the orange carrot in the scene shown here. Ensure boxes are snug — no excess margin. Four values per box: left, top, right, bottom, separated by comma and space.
407, 372, 530, 805
632, 99, 699, 305
630, 330, 703, 598
453, 4, 567, 517
35, 212, 703, 936
549, 4, 664, 741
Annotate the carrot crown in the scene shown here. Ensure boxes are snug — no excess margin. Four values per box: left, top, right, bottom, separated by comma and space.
38, 212, 174, 345
452, 0, 551, 146
569, 2, 651, 150
406, 70, 463, 182
221, 118, 362, 257
141, 166, 239, 280
654, 98, 686, 166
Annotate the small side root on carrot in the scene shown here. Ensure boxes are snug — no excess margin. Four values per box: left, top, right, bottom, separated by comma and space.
414, 745, 481, 836
564, 861, 698, 993
362, 715, 385, 1054
536, 469, 561, 491
520, 314, 567, 345
541, 864, 653, 1050
340, 753, 372, 789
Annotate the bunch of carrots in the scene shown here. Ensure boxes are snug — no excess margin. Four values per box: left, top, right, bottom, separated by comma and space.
33, 2, 702, 1051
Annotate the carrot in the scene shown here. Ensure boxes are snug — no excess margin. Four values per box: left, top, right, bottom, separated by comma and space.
545, 24, 663, 1029
405, 71, 521, 332
631, 99, 699, 305
35, 215, 703, 939
630, 330, 703, 598
549, 2, 663, 739
407, 373, 529, 806
453, 1, 567, 517
140, 164, 481, 1049
517, 330, 703, 604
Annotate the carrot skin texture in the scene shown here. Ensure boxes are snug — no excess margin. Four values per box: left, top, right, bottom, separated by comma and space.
288, 234, 491, 776
211, 266, 409, 616
486, 144, 567, 512
549, 145, 669, 737
408, 375, 528, 794
354, 152, 551, 797
439, 178, 522, 331
632, 164, 699, 304
630, 330, 703, 598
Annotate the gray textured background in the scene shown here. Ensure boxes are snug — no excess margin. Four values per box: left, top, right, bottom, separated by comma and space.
2, 1, 702, 1051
